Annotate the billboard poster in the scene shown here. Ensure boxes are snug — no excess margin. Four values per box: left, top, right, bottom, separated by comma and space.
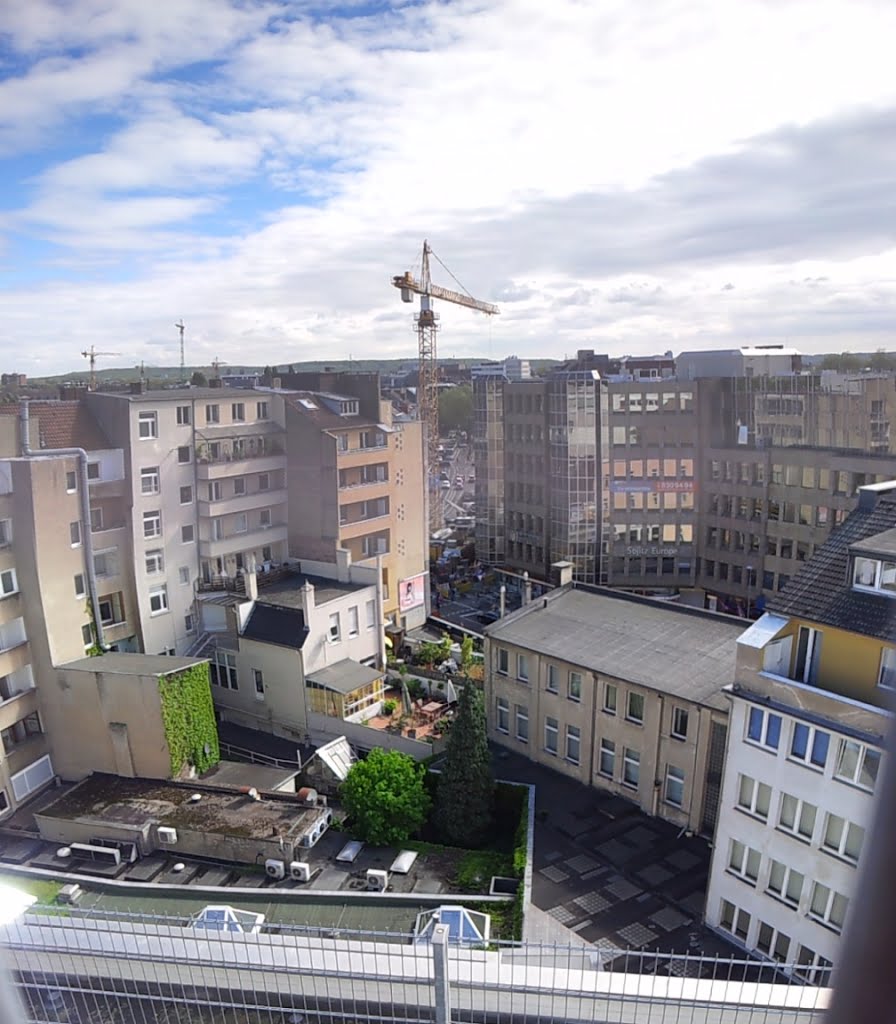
399, 572, 427, 613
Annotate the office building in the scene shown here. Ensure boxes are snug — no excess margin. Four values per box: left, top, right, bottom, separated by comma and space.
705, 482, 893, 977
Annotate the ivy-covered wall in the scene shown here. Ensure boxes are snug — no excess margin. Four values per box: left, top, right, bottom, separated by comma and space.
158, 663, 220, 778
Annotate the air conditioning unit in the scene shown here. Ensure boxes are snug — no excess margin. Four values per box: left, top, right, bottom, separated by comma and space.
289, 861, 311, 882
158, 827, 178, 845
366, 869, 388, 892
265, 858, 286, 880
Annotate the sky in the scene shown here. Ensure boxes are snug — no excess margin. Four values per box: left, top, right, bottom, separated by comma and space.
1, 0, 895, 376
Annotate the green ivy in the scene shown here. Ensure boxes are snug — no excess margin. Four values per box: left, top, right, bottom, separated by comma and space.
158, 663, 220, 778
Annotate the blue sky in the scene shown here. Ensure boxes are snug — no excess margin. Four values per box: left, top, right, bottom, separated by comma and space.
1, 0, 896, 375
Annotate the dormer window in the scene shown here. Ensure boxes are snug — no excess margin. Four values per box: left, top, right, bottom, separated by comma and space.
339, 400, 359, 417
852, 556, 896, 595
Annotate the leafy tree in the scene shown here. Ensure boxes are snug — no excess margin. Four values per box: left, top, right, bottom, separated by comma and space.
460, 634, 475, 673
869, 349, 896, 372
190, 370, 208, 387
820, 352, 862, 372
434, 680, 494, 847
439, 385, 473, 434
340, 748, 431, 846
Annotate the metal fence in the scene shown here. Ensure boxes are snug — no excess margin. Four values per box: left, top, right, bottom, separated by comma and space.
1, 906, 830, 1024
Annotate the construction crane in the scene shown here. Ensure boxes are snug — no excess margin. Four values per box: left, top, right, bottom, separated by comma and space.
175, 320, 186, 382
81, 345, 121, 391
392, 241, 498, 525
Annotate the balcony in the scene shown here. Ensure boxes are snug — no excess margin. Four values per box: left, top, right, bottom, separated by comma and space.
198, 488, 287, 519
199, 522, 288, 560
339, 513, 392, 540
5, 732, 49, 776
0, 686, 38, 731
196, 441, 286, 481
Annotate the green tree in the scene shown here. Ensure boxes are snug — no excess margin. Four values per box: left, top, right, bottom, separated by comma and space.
190, 370, 208, 386
869, 349, 896, 372
820, 352, 862, 372
460, 634, 475, 673
434, 680, 494, 847
439, 385, 473, 434
340, 748, 431, 846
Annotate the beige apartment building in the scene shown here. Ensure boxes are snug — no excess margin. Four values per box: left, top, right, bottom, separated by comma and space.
283, 380, 427, 629
485, 582, 743, 836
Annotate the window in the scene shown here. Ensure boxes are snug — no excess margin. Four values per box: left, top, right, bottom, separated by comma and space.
603, 683, 617, 715
176, 404, 191, 425
205, 404, 220, 424
853, 556, 896, 595
598, 738, 616, 777
568, 671, 582, 702
879, 647, 896, 689
148, 585, 168, 616
622, 747, 640, 788
347, 606, 359, 637
97, 596, 120, 626
178, 566, 191, 585
517, 653, 529, 683
256, 401, 269, 420
767, 859, 804, 906
728, 839, 761, 884
143, 510, 161, 538
793, 626, 822, 684
70, 521, 81, 546
93, 549, 118, 578
795, 947, 833, 986
233, 477, 246, 497
544, 716, 558, 755
497, 648, 509, 674
179, 485, 193, 505
626, 691, 644, 724
260, 508, 272, 528
834, 738, 881, 791
0, 570, 18, 597
757, 922, 791, 963
719, 900, 751, 942
254, 669, 265, 700
822, 814, 865, 863
566, 725, 581, 765
515, 706, 529, 743
231, 402, 245, 422
82, 623, 93, 647
789, 722, 830, 769
665, 765, 685, 807
184, 613, 194, 633
177, 445, 191, 464
809, 883, 849, 932
87, 461, 100, 481
258, 472, 270, 491
140, 467, 160, 495
671, 707, 688, 740
145, 549, 164, 575
546, 665, 558, 692
778, 793, 817, 841
181, 524, 194, 544
66, 471, 77, 493
90, 507, 103, 531
211, 651, 238, 689
138, 411, 158, 439
496, 697, 509, 734
737, 775, 771, 820
746, 707, 781, 750
328, 612, 341, 642
73, 574, 85, 598
365, 599, 376, 629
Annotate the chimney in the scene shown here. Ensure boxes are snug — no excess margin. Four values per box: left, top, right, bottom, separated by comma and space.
499, 585, 506, 618
208, 378, 223, 389
243, 554, 258, 601
272, 377, 282, 389
857, 481, 896, 512
551, 561, 574, 587
335, 548, 351, 583
522, 571, 532, 606
129, 381, 147, 395
301, 579, 315, 613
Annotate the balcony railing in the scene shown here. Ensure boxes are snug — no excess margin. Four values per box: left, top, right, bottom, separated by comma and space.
196, 564, 294, 595
196, 439, 285, 464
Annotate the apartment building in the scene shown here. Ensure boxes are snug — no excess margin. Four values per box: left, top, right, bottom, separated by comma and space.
196, 558, 384, 746
87, 386, 287, 655
484, 580, 743, 835
282, 377, 426, 629
705, 482, 893, 978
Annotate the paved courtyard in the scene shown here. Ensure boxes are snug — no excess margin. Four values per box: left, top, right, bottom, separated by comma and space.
493, 748, 745, 965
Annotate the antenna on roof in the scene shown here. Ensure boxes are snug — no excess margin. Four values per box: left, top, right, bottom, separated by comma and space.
176, 321, 186, 382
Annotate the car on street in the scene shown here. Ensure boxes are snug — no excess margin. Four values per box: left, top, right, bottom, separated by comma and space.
467, 472, 475, 482
455, 476, 464, 487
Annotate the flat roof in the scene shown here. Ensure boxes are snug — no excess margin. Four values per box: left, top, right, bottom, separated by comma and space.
487, 585, 744, 709
307, 660, 383, 695
61, 654, 207, 676
200, 761, 299, 792
93, 387, 267, 402
258, 572, 368, 607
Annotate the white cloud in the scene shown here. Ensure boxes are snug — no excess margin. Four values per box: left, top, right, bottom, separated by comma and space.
2, 0, 896, 374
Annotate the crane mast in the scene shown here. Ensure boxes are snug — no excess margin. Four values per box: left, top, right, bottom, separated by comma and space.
81, 345, 121, 391
392, 241, 498, 529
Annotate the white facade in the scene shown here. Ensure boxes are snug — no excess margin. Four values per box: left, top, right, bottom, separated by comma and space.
706, 682, 885, 981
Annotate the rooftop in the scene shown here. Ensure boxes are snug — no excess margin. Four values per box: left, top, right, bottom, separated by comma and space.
770, 485, 896, 643
200, 761, 299, 792
61, 653, 207, 676
0, 400, 111, 450
486, 585, 745, 709
307, 659, 383, 695
92, 387, 268, 402
242, 603, 308, 650
286, 391, 381, 432
258, 570, 370, 607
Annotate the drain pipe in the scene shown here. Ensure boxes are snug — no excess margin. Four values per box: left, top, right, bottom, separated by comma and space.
19, 400, 106, 649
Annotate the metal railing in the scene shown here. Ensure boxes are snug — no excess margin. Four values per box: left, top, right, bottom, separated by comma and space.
2, 908, 830, 1023
218, 741, 300, 771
